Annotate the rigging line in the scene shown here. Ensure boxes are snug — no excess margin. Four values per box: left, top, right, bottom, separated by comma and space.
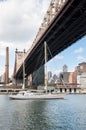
46, 42, 67, 86
46, 43, 53, 58
46, 42, 67, 87
60, 77, 67, 87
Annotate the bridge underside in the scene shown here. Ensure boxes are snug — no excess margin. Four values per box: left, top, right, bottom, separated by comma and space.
15, 0, 86, 79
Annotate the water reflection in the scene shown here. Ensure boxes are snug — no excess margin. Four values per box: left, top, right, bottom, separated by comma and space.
0, 95, 86, 130
10, 100, 57, 130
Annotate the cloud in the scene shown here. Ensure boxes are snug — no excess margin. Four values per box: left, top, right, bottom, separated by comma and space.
0, 41, 25, 56
55, 55, 64, 60
74, 47, 84, 53
0, 66, 5, 76
76, 56, 86, 61
0, 0, 51, 43
0, 0, 51, 76
0, 0, 51, 54
0, 50, 5, 56
0, 66, 13, 78
48, 68, 62, 77
54, 69, 62, 76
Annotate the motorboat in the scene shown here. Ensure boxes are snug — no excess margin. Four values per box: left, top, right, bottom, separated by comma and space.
9, 90, 64, 100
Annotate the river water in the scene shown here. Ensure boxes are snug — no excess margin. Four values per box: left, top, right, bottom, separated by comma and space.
0, 94, 86, 130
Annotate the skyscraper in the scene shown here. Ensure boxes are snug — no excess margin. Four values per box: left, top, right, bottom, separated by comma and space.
63, 64, 68, 72
48, 71, 52, 81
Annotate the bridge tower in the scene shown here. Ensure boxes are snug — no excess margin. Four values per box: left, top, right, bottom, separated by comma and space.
13, 49, 26, 86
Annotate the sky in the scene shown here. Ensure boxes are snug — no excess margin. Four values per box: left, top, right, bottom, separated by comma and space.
0, 0, 86, 77
47, 36, 86, 75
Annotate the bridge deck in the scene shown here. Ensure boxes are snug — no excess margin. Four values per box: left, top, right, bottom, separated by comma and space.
15, 0, 86, 79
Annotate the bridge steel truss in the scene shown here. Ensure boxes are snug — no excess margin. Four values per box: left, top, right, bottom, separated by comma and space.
15, 0, 86, 79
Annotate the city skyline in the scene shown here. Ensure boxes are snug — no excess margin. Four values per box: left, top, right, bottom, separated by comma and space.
0, 0, 86, 77
47, 36, 86, 75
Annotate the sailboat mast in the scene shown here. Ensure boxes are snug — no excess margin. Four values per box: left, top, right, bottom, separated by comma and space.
44, 41, 48, 93
22, 50, 25, 89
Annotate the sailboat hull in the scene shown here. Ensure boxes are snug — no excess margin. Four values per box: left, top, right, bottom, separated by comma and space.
9, 94, 64, 100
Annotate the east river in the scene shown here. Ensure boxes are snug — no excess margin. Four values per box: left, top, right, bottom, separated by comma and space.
0, 94, 86, 130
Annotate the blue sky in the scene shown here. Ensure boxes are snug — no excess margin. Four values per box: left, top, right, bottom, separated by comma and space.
0, 0, 86, 77
47, 36, 86, 75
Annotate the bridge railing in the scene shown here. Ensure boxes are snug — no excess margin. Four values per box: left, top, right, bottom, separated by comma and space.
25, 0, 68, 57
34, 0, 68, 45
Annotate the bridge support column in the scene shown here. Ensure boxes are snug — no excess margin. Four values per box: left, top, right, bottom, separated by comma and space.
25, 77, 30, 88
57, 88, 60, 93
67, 88, 69, 93
27, 74, 33, 88
71, 88, 74, 93
62, 88, 65, 93
16, 79, 23, 87
76, 88, 80, 93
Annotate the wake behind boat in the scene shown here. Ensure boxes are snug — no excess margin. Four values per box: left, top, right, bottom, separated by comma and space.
9, 90, 64, 100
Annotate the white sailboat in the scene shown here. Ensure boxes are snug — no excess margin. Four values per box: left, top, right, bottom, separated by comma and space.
9, 41, 64, 100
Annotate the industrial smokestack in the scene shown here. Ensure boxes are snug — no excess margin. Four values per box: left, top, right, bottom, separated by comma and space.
5, 47, 9, 84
